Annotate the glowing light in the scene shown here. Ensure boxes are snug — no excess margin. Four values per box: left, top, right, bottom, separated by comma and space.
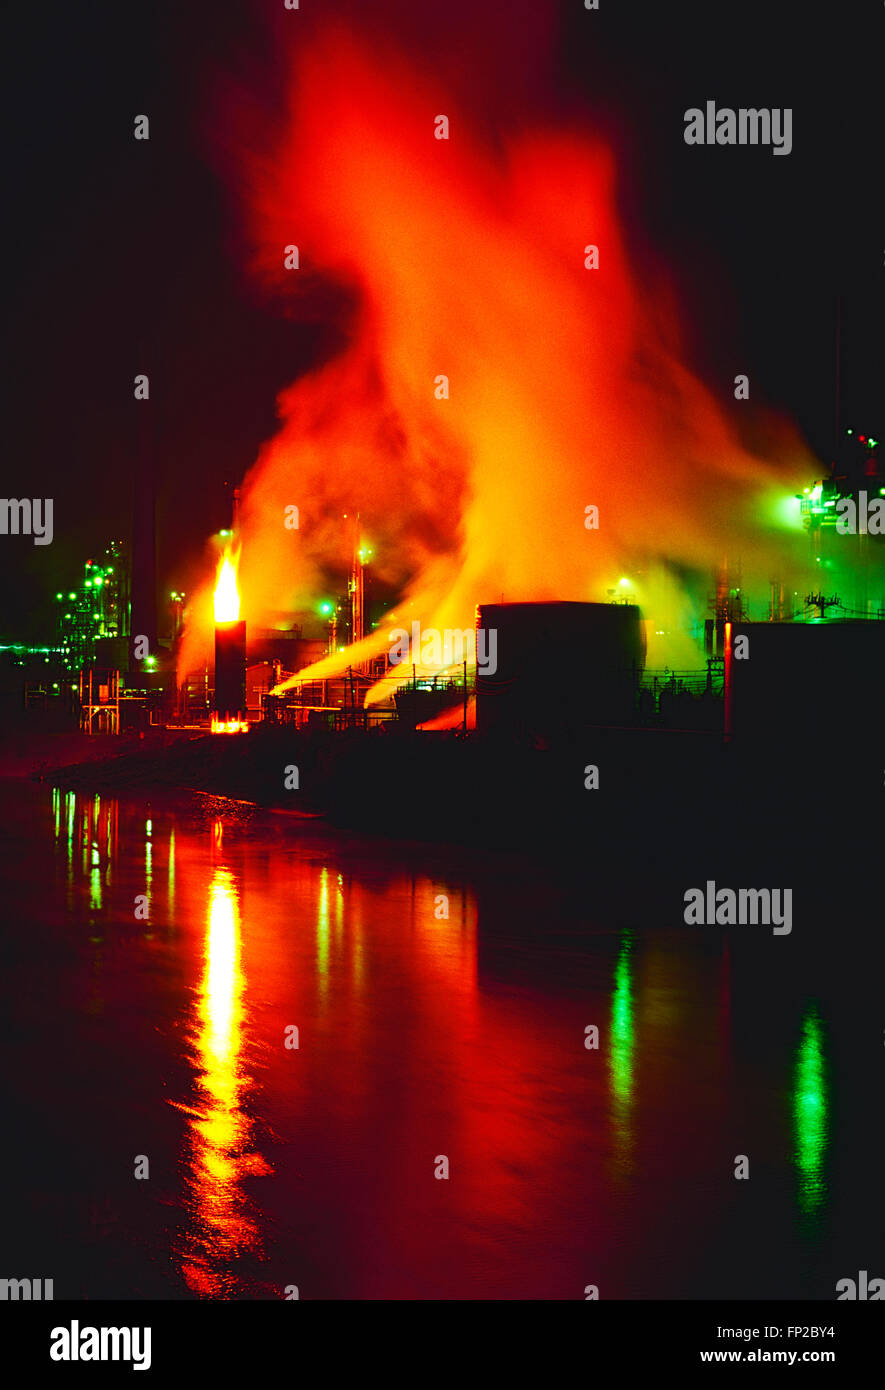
317, 866, 330, 987
211, 716, 249, 735
174, 867, 266, 1296
319, 600, 334, 616
609, 933, 636, 1173
214, 552, 240, 623
610, 936, 634, 1108
793, 1005, 828, 1218
168, 828, 175, 912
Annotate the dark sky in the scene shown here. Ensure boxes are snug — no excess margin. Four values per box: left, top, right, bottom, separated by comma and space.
1, 0, 881, 642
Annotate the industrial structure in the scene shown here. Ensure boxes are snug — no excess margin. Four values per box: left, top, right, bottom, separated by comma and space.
15, 420, 885, 742
54, 541, 129, 672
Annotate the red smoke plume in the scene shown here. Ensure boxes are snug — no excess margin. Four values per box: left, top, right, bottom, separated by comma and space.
179, 11, 812, 683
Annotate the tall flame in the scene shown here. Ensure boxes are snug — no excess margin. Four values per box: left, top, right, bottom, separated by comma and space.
214, 551, 240, 624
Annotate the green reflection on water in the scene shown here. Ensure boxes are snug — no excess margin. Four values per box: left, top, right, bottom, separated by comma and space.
793, 1005, 828, 1219
609, 933, 635, 1165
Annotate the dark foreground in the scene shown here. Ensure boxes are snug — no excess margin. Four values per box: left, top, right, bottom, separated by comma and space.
1, 778, 883, 1299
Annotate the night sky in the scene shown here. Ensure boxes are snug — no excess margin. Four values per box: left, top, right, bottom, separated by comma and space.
1, 0, 881, 642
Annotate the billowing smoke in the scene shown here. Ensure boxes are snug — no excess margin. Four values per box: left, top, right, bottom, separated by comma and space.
179, 13, 814, 685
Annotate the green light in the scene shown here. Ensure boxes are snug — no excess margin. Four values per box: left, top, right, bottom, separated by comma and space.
56, 592, 63, 600
846, 429, 852, 435
870, 438, 878, 448
319, 600, 334, 616
810, 483, 822, 502
609, 932, 635, 1164
68, 592, 76, 600
793, 1005, 828, 1218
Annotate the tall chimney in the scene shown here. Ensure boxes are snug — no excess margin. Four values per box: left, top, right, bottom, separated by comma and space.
131, 368, 158, 670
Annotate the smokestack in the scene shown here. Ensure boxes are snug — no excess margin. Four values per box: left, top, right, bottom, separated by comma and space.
131, 382, 157, 668
214, 620, 247, 728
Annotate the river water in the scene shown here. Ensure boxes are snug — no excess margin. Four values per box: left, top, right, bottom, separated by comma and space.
0, 782, 880, 1300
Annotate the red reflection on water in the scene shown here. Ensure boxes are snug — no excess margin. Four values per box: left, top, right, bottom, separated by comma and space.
173, 865, 271, 1297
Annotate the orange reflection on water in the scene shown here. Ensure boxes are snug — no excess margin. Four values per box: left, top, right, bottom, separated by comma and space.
175, 866, 269, 1297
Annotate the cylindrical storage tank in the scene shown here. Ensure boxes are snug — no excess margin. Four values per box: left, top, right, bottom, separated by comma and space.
214, 620, 247, 722
475, 601, 645, 740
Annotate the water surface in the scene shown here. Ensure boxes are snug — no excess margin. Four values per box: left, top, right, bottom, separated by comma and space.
0, 783, 881, 1299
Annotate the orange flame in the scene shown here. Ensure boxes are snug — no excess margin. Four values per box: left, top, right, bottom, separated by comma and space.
214, 551, 240, 624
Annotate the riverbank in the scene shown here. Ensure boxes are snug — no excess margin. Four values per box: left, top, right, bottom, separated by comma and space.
3, 712, 875, 933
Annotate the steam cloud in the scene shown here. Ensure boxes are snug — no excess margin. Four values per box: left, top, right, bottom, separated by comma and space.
179, 10, 814, 686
